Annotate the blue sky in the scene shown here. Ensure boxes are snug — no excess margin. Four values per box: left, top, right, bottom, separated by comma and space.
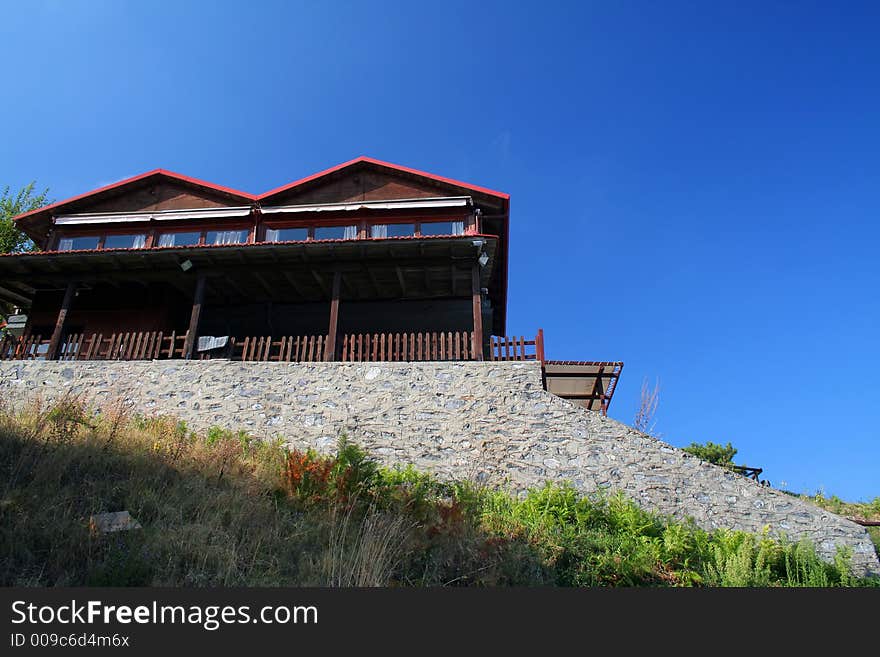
2, 1, 878, 500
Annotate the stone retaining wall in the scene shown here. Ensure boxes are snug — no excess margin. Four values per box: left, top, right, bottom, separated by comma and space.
1, 360, 876, 576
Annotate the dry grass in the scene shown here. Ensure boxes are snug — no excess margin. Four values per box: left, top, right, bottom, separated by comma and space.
0, 394, 309, 586
320, 503, 413, 586
1, 395, 873, 587
633, 377, 660, 435
0, 394, 536, 587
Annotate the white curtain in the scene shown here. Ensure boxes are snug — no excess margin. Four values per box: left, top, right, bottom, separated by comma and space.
132, 234, 147, 248
158, 234, 175, 247
265, 228, 280, 242
343, 225, 358, 240
451, 221, 464, 235
58, 238, 73, 251
213, 231, 243, 245
371, 225, 388, 238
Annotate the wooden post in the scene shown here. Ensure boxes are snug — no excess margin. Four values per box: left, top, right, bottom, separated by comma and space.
183, 274, 206, 360
536, 328, 545, 365
471, 263, 483, 361
46, 281, 76, 361
324, 271, 341, 361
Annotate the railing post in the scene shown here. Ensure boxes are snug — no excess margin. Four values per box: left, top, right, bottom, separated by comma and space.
46, 281, 76, 361
471, 263, 483, 361
325, 271, 341, 361
536, 328, 545, 365
183, 274, 206, 360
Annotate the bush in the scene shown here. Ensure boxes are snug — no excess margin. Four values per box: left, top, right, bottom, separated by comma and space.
683, 441, 738, 467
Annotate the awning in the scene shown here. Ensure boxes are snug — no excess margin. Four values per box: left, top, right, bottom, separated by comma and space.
54, 206, 253, 225
260, 196, 472, 214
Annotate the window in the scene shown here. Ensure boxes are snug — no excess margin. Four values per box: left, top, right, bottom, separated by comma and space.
314, 225, 357, 240
206, 230, 247, 245
103, 234, 147, 249
420, 221, 464, 236
57, 236, 100, 251
371, 223, 415, 238
158, 231, 201, 247
266, 227, 309, 242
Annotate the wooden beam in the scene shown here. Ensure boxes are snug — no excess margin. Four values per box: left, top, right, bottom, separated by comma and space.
339, 273, 357, 300
222, 275, 249, 300
46, 281, 76, 361
0, 284, 31, 307
363, 265, 381, 296
182, 274, 206, 360
471, 263, 483, 361
282, 270, 310, 300
395, 266, 407, 296
252, 271, 275, 300
324, 271, 341, 361
2, 280, 36, 295
311, 270, 329, 296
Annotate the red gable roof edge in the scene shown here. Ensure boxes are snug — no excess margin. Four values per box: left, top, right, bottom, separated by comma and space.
12, 169, 256, 223
258, 156, 510, 202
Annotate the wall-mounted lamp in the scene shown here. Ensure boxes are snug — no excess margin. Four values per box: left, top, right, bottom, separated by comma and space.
180, 259, 193, 272
472, 239, 485, 248
478, 252, 489, 267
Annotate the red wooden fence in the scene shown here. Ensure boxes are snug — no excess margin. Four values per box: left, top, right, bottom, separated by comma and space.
2, 329, 547, 364
489, 329, 544, 363
340, 331, 474, 362
0, 332, 188, 361
222, 335, 328, 362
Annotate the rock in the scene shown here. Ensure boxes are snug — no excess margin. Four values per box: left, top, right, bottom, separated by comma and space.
89, 511, 142, 534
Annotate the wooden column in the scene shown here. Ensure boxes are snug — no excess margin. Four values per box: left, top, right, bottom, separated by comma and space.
324, 271, 341, 361
471, 263, 483, 361
183, 274, 206, 360
46, 281, 76, 361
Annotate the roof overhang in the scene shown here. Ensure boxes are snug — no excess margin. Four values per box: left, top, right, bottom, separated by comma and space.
0, 236, 505, 328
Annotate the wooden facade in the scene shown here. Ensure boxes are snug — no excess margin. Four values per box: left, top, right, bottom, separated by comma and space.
0, 157, 623, 412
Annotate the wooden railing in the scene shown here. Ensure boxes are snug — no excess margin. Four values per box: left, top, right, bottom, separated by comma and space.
0, 331, 189, 361
489, 329, 544, 363
340, 331, 475, 362
224, 335, 329, 362
2, 329, 546, 364
0, 333, 49, 360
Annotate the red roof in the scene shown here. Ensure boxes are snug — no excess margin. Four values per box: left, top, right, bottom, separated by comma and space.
11, 157, 509, 224
258, 156, 510, 202
11, 168, 256, 224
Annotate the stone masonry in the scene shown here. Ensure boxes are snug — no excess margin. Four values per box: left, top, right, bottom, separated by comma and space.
1, 360, 876, 576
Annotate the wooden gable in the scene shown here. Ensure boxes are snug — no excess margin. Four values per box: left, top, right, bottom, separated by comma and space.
70, 180, 243, 214
265, 166, 448, 206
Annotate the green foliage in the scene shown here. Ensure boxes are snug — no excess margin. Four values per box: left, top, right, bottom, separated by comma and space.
683, 441, 738, 467
0, 182, 50, 330
804, 492, 880, 557
1, 399, 876, 587
0, 182, 49, 254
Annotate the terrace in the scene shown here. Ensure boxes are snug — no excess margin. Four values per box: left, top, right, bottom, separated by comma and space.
0, 326, 622, 415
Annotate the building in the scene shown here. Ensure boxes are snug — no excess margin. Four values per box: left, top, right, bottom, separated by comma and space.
0, 157, 622, 412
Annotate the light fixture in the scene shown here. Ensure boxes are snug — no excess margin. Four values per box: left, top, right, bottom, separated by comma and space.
478, 252, 489, 267
471, 239, 485, 248
180, 259, 193, 272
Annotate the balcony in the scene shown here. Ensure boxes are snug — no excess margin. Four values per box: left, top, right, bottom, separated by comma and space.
0, 328, 622, 414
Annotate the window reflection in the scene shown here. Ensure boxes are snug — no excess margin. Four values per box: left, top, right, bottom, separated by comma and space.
158, 231, 201, 247
266, 227, 309, 242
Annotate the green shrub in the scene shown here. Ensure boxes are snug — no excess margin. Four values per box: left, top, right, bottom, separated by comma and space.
682, 441, 737, 467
